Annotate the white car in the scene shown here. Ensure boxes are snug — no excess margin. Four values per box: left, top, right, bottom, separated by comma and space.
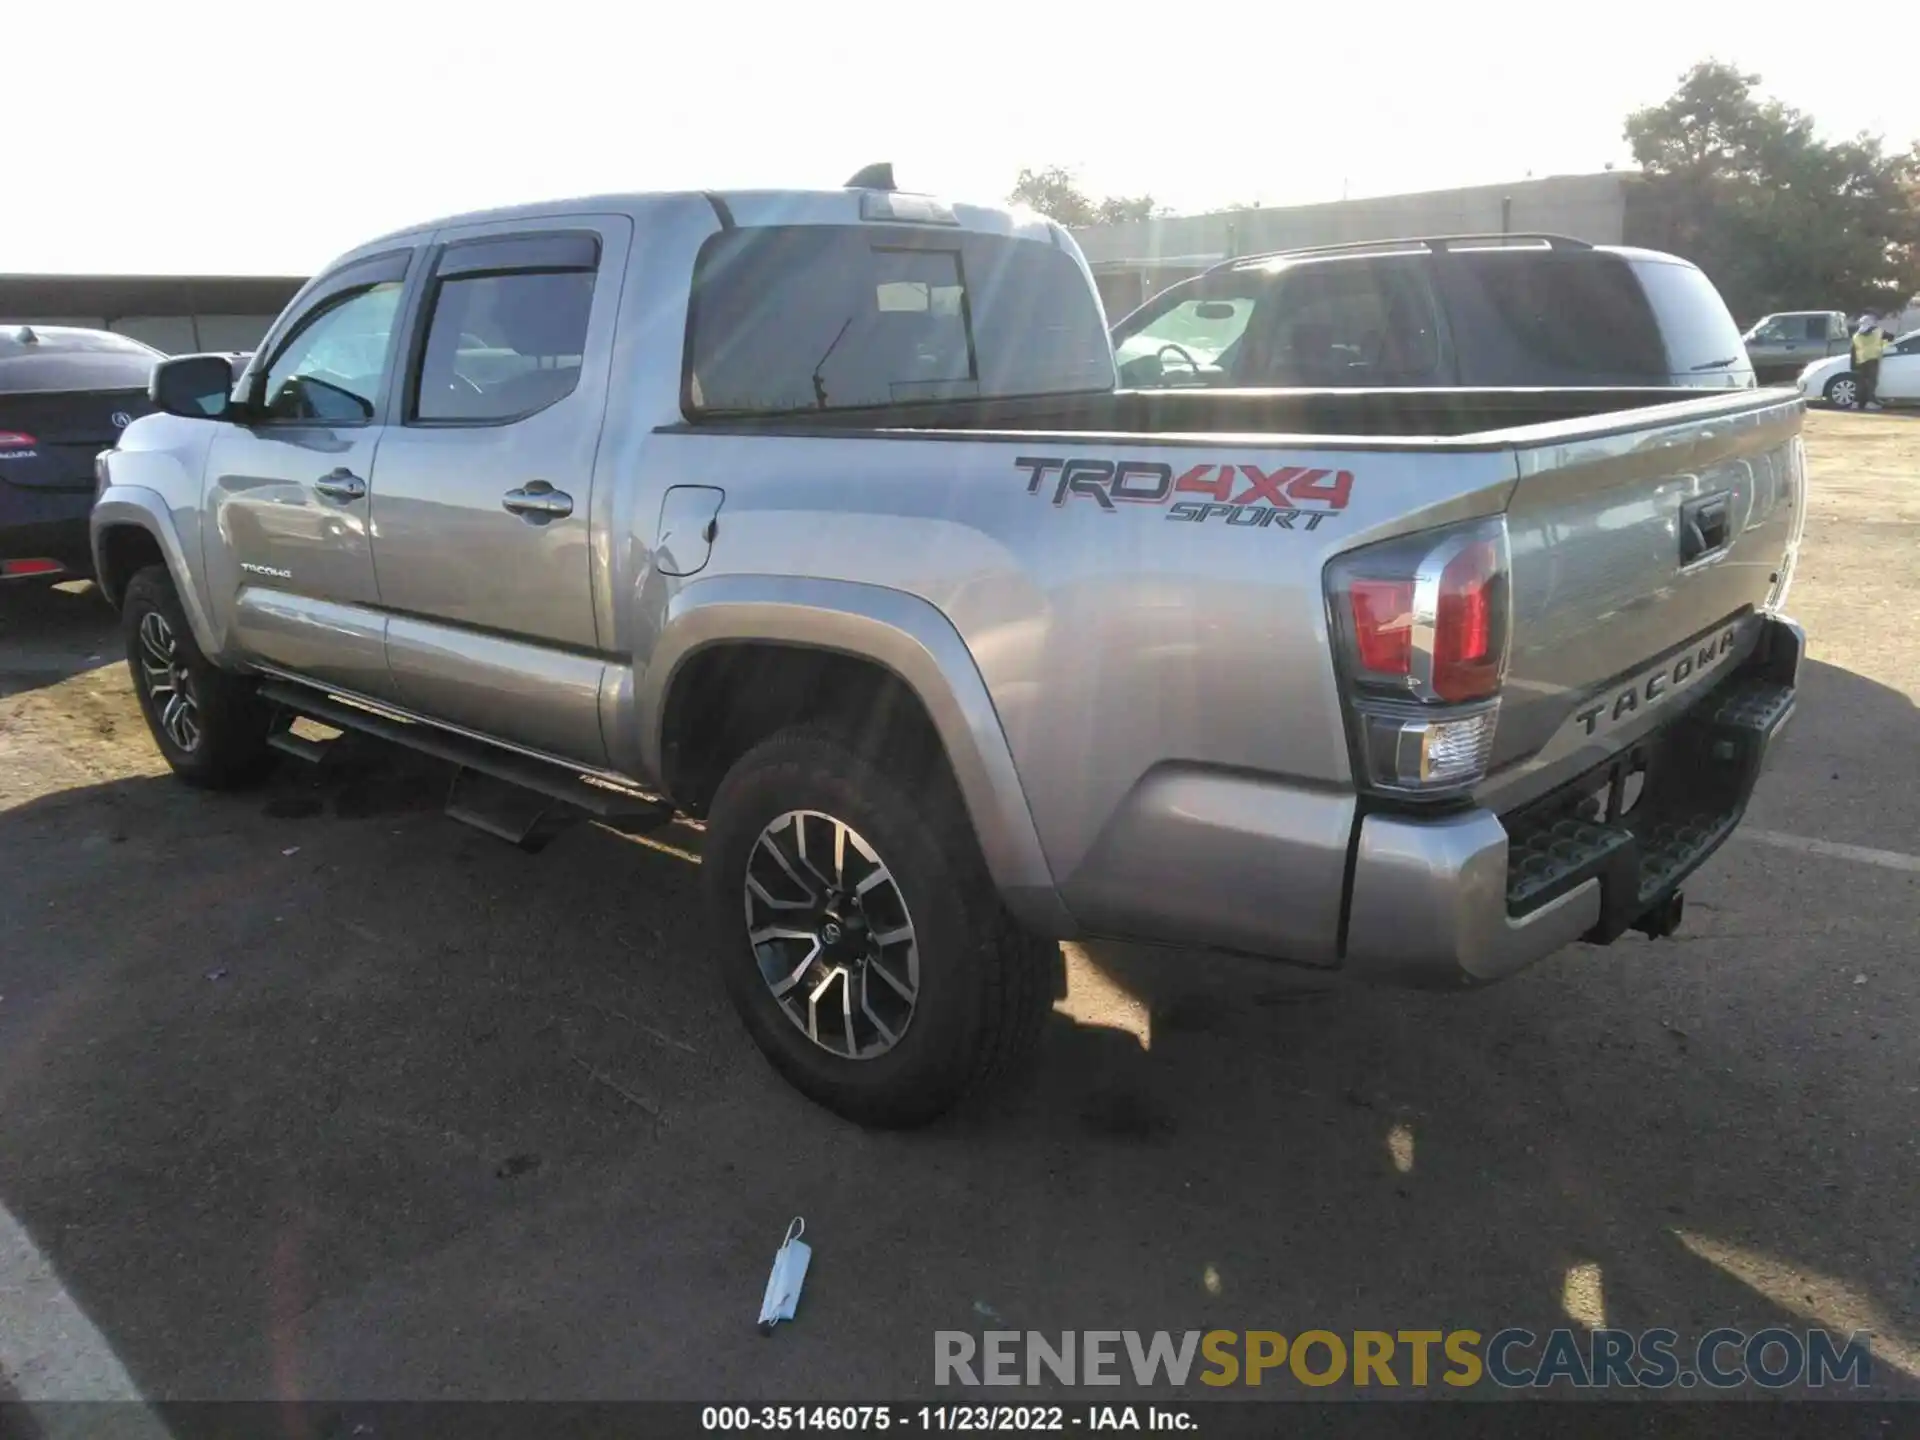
1797, 330, 1920, 408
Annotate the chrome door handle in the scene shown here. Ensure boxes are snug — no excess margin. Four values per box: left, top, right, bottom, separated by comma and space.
501, 482, 573, 520
314, 468, 366, 501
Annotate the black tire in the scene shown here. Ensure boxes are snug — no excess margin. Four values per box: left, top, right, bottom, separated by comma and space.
1824, 373, 1861, 410
122, 565, 276, 789
702, 725, 1054, 1128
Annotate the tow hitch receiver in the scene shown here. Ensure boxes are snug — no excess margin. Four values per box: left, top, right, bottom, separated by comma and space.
1633, 889, 1686, 940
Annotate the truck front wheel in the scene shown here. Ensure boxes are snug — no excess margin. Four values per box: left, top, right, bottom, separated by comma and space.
702, 725, 1052, 1127
122, 565, 276, 789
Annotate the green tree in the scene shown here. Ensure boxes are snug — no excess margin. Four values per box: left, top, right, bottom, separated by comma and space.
1624, 62, 1920, 320
1009, 167, 1162, 227
1094, 194, 1159, 224
1009, 166, 1096, 226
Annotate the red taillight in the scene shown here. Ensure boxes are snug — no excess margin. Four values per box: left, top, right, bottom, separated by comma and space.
1326, 517, 1511, 796
1431, 538, 1501, 701
1349, 579, 1414, 677
0, 431, 38, 450
2, 558, 64, 577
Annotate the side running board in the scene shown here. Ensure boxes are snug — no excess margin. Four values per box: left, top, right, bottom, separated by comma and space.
257, 680, 676, 850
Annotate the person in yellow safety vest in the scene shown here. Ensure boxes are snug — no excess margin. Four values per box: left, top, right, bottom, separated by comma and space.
1851, 314, 1891, 410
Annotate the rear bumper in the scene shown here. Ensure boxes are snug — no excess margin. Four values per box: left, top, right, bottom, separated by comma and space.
0, 486, 94, 578
0, 514, 92, 579
1342, 615, 1802, 985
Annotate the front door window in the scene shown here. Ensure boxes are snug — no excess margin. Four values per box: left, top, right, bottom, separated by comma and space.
261, 283, 403, 422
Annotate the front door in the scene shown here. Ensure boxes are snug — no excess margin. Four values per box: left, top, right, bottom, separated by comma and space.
203, 251, 413, 697
370, 217, 632, 765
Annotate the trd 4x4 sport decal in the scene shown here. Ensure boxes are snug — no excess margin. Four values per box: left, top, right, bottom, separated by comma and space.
1015, 457, 1351, 530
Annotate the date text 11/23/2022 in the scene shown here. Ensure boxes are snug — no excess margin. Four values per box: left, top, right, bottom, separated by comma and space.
701, 1407, 1192, 1431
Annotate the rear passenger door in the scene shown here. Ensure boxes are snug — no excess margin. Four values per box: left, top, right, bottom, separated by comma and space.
370, 216, 632, 765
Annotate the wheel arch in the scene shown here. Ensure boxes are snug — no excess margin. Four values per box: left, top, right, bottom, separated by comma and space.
639, 575, 1072, 938
90, 490, 219, 655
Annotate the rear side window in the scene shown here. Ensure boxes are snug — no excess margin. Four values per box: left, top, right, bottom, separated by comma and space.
1453, 251, 1666, 379
1801, 315, 1828, 341
685, 225, 1112, 416
416, 270, 595, 422
411, 233, 600, 424
1629, 260, 1748, 378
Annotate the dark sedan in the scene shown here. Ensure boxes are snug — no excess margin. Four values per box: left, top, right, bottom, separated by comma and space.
1, 324, 160, 582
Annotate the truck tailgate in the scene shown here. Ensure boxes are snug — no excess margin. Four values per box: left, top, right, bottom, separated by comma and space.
1478, 392, 1804, 813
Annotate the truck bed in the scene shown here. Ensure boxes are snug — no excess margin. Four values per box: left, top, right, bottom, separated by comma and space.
652, 379, 1805, 901
672, 384, 1797, 443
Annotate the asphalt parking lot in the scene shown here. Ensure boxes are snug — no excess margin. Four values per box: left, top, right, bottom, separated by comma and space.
1, 409, 1916, 1409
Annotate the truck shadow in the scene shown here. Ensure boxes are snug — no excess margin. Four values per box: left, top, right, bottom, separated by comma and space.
0, 654, 1913, 1401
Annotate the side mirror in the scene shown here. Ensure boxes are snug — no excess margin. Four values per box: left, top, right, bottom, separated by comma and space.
150, 354, 240, 419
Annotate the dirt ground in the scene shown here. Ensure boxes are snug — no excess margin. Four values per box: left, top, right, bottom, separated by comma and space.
0, 409, 1916, 1408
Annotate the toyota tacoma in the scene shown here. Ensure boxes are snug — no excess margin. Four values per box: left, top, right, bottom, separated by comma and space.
92, 171, 1805, 1126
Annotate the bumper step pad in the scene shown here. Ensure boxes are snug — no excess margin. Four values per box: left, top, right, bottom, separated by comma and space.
1502, 676, 1794, 941
1508, 815, 1636, 913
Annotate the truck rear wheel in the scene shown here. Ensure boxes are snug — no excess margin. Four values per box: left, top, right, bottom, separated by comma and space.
702, 725, 1052, 1127
122, 565, 276, 789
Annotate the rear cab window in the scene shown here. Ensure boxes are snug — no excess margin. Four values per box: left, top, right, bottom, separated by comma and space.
684, 225, 1113, 416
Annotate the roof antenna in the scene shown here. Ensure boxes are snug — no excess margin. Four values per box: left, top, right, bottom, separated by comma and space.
844, 162, 895, 191
10, 325, 38, 344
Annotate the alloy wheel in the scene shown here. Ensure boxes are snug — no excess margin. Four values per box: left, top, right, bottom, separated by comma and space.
743, 809, 919, 1060
137, 610, 202, 752
1828, 376, 1859, 409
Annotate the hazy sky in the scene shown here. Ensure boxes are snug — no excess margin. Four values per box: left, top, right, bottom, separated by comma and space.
13, 0, 1919, 275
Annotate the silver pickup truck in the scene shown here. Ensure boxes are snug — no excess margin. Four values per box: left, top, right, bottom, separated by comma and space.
92, 175, 1805, 1126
